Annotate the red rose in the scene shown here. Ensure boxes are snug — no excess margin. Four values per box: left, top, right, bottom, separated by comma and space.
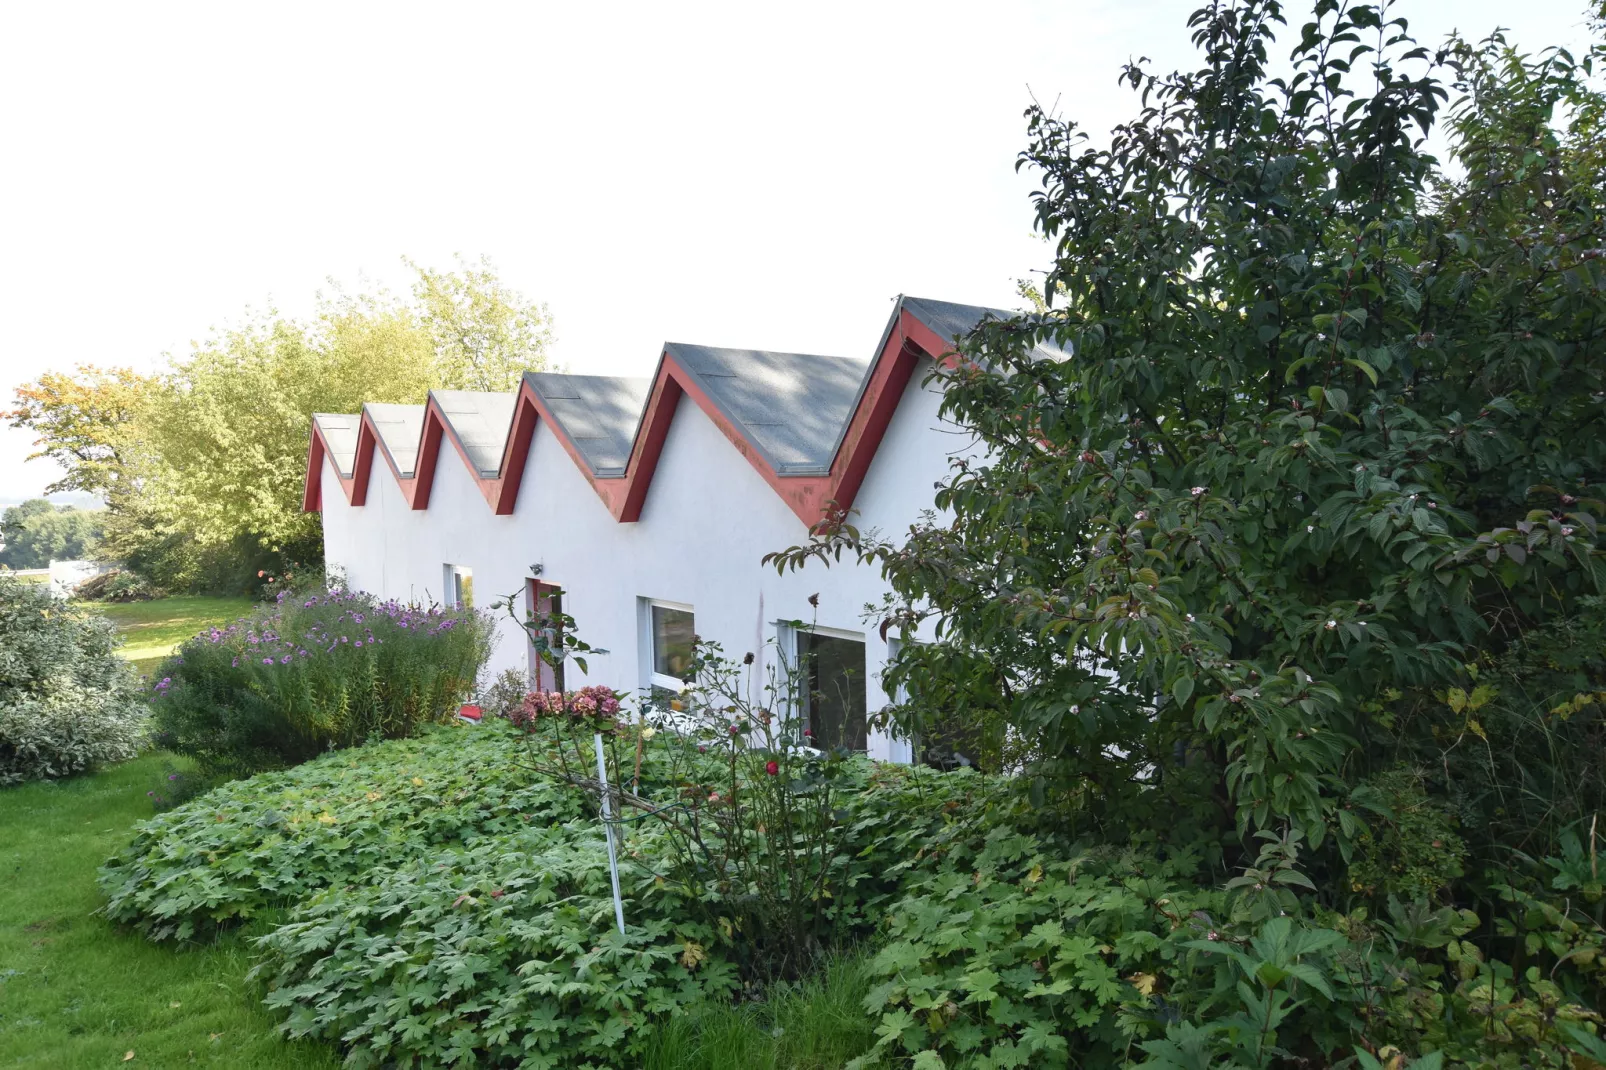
765, 761, 779, 776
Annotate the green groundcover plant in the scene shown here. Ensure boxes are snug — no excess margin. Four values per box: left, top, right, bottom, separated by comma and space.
99, 719, 1009, 1066
99, 726, 583, 940
102, 718, 1606, 1067
0, 573, 145, 785
146, 587, 493, 780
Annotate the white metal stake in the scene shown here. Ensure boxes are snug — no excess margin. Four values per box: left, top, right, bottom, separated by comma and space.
594, 732, 627, 936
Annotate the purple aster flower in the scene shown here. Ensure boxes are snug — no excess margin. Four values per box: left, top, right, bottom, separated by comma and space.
281, 655, 292, 663
262, 657, 273, 665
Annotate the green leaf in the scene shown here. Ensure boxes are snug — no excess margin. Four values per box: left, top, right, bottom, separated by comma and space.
1343, 358, 1379, 385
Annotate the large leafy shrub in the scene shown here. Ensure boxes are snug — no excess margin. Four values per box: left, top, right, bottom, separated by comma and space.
776, 0, 1606, 858
147, 587, 493, 780
99, 724, 584, 939
0, 573, 144, 785
760, 1, 1606, 1063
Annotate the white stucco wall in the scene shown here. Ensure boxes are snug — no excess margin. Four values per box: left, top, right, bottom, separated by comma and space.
319, 364, 971, 763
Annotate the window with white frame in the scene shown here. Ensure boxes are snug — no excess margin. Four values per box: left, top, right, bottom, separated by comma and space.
790, 625, 867, 752
642, 599, 695, 692
443, 564, 473, 610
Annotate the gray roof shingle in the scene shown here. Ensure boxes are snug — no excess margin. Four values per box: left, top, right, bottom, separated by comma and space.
316, 294, 1049, 497
363, 403, 426, 477
664, 344, 870, 475
524, 374, 653, 476
312, 413, 360, 478
899, 294, 1069, 362
432, 390, 517, 477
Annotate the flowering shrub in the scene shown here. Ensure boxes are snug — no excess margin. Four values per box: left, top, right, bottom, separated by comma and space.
504, 619, 869, 983
0, 574, 145, 785
147, 587, 493, 780
507, 684, 622, 729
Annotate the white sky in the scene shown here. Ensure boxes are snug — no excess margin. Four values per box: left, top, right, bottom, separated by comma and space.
1, 1, 1595, 503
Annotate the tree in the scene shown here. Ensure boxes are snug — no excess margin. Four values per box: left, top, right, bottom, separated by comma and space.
3, 365, 154, 496
409, 254, 557, 391
5, 258, 556, 592
0, 500, 102, 569
773, 1, 1606, 853
6, 258, 555, 591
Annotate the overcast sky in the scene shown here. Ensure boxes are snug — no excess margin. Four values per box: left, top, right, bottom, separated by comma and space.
1, 1, 1595, 504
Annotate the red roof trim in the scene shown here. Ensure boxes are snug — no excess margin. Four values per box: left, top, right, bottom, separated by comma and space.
303, 304, 960, 527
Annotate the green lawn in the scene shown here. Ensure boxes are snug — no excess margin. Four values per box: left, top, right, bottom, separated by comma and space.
89, 596, 255, 678
0, 754, 339, 1069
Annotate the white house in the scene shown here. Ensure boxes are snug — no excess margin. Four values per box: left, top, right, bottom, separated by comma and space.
303, 295, 1042, 762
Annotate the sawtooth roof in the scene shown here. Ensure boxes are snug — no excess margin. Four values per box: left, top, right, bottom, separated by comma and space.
303, 294, 1027, 526
663, 345, 869, 476
310, 414, 360, 479
432, 390, 518, 478
363, 403, 426, 478
524, 374, 652, 477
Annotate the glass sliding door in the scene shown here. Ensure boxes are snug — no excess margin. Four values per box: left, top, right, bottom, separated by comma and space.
797, 630, 867, 751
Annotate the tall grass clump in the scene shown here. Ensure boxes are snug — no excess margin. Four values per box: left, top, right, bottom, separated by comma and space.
148, 587, 493, 781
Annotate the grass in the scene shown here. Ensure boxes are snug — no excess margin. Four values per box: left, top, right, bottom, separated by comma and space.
87, 596, 255, 677
644, 953, 880, 1069
0, 753, 339, 1069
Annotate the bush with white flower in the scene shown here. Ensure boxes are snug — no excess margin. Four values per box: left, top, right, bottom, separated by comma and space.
0, 574, 145, 785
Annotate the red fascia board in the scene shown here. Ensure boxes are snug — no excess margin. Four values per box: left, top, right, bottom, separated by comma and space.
821, 308, 958, 518
302, 419, 370, 511
302, 431, 325, 513
493, 395, 540, 516
417, 394, 511, 512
